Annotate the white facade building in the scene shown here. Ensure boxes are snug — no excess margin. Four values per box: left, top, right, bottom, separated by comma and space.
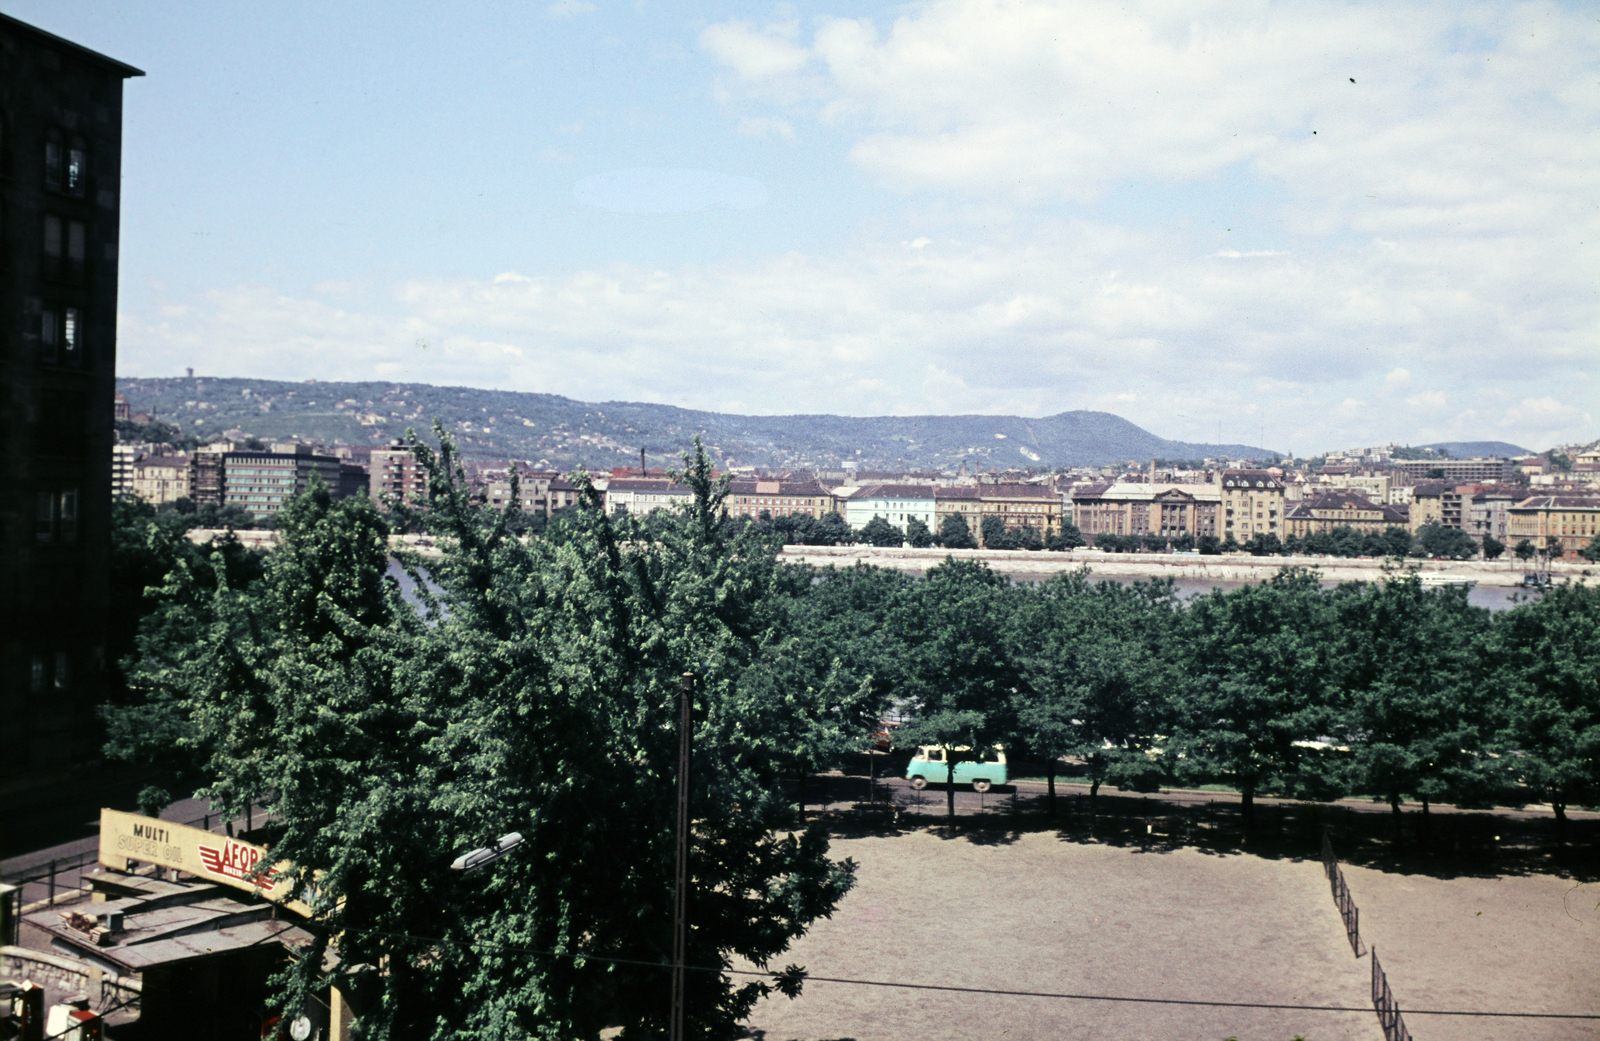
842, 483, 937, 534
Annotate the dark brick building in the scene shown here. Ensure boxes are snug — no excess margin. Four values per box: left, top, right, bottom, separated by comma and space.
1, 15, 142, 792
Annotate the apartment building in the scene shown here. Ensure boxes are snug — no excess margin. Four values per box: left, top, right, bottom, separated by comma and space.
1391, 457, 1515, 483
841, 484, 937, 534
111, 442, 138, 496
724, 478, 837, 519
1071, 482, 1221, 540
222, 446, 343, 519
605, 478, 694, 516
1467, 487, 1521, 545
1505, 495, 1600, 559
1, 14, 143, 784
1282, 490, 1408, 538
370, 441, 429, 506
1219, 470, 1285, 540
130, 453, 192, 504
933, 483, 1060, 544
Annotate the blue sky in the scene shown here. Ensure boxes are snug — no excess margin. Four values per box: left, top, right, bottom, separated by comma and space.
16, 0, 1598, 454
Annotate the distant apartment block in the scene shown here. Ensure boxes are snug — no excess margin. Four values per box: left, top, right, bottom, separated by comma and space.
725, 479, 837, 519
842, 484, 936, 534
1391, 457, 1515, 483
1283, 491, 1407, 538
370, 441, 429, 506
1071, 482, 1220, 540
111, 442, 138, 496
606, 477, 693, 516
1219, 470, 1285, 540
1, 14, 143, 785
1467, 488, 1520, 545
934, 483, 1061, 544
1506, 495, 1600, 559
130, 453, 192, 504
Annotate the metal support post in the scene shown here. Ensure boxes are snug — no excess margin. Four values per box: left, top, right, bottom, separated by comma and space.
671, 672, 693, 1041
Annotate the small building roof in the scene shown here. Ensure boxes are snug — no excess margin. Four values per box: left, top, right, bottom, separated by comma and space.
851, 483, 938, 500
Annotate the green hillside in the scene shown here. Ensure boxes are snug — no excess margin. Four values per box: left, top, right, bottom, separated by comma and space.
115, 376, 1273, 471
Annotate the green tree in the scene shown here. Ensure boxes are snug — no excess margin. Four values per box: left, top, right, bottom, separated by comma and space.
892, 560, 1023, 817
1046, 522, 1086, 551
1012, 573, 1178, 819
1489, 584, 1600, 835
1514, 538, 1537, 561
1483, 534, 1506, 560
1582, 532, 1600, 563
858, 515, 904, 547
1330, 576, 1500, 841
1417, 522, 1478, 560
1243, 532, 1283, 556
1382, 526, 1415, 558
1173, 569, 1341, 829
112, 436, 857, 1040
979, 514, 1016, 549
1197, 534, 1222, 555
1220, 533, 1241, 553
905, 515, 936, 548
1013, 524, 1044, 551
937, 512, 978, 549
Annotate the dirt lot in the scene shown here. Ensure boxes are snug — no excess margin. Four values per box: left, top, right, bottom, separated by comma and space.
741, 830, 1378, 1041
739, 827, 1599, 1041
1342, 864, 1600, 1041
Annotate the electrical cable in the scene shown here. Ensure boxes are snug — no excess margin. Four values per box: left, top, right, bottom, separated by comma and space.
342, 926, 1600, 1021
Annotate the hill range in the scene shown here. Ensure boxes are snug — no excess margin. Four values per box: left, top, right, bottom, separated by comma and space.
116, 375, 1280, 472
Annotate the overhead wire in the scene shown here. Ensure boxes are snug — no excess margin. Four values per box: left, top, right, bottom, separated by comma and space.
343, 926, 1600, 1021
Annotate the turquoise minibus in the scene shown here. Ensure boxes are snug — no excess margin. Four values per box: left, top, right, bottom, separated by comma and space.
905, 745, 1008, 792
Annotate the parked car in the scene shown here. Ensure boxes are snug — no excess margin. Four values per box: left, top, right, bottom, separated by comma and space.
905, 745, 1008, 792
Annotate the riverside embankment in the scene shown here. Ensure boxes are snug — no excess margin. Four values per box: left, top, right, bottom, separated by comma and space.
778, 544, 1597, 587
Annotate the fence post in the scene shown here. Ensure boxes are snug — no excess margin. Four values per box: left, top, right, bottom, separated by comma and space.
48, 860, 56, 906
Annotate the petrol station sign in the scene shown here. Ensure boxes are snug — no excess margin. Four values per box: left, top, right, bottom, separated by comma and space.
98, 808, 313, 916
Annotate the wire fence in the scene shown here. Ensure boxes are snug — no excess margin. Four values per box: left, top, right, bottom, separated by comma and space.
1321, 831, 1365, 957
1371, 947, 1412, 1041
1323, 831, 1411, 1041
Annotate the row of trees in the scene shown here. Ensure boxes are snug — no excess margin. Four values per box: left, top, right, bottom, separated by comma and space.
829, 559, 1597, 833
103, 435, 1598, 1039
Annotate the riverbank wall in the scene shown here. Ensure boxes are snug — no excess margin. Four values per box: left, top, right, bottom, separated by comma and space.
778, 545, 1597, 587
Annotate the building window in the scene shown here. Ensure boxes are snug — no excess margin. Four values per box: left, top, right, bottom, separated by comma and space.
44, 214, 62, 275
31, 656, 46, 693
55, 651, 71, 689
45, 130, 63, 189
35, 488, 78, 543
68, 137, 87, 195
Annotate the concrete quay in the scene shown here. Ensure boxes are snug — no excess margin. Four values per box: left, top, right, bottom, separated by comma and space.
778, 544, 1598, 587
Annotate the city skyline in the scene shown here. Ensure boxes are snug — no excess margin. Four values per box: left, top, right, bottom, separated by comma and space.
14, 0, 1598, 453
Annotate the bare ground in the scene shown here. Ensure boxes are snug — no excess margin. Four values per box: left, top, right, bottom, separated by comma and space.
741, 830, 1379, 1041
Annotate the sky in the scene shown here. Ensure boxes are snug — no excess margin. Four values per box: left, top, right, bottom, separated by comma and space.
18, 0, 1599, 455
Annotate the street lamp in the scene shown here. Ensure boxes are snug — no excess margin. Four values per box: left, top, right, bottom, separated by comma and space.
450, 832, 524, 874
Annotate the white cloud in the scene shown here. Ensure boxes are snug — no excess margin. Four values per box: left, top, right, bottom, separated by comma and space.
119, 218, 1597, 451
117, 0, 1599, 457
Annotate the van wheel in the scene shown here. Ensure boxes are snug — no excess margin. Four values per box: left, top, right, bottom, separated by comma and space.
972, 779, 992, 793
909, 776, 928, 790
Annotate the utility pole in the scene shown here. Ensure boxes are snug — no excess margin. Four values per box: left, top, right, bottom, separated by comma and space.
670, 672, 693, 1041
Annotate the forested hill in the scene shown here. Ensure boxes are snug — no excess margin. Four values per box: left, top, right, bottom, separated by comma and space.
114, 376, 1272, 471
